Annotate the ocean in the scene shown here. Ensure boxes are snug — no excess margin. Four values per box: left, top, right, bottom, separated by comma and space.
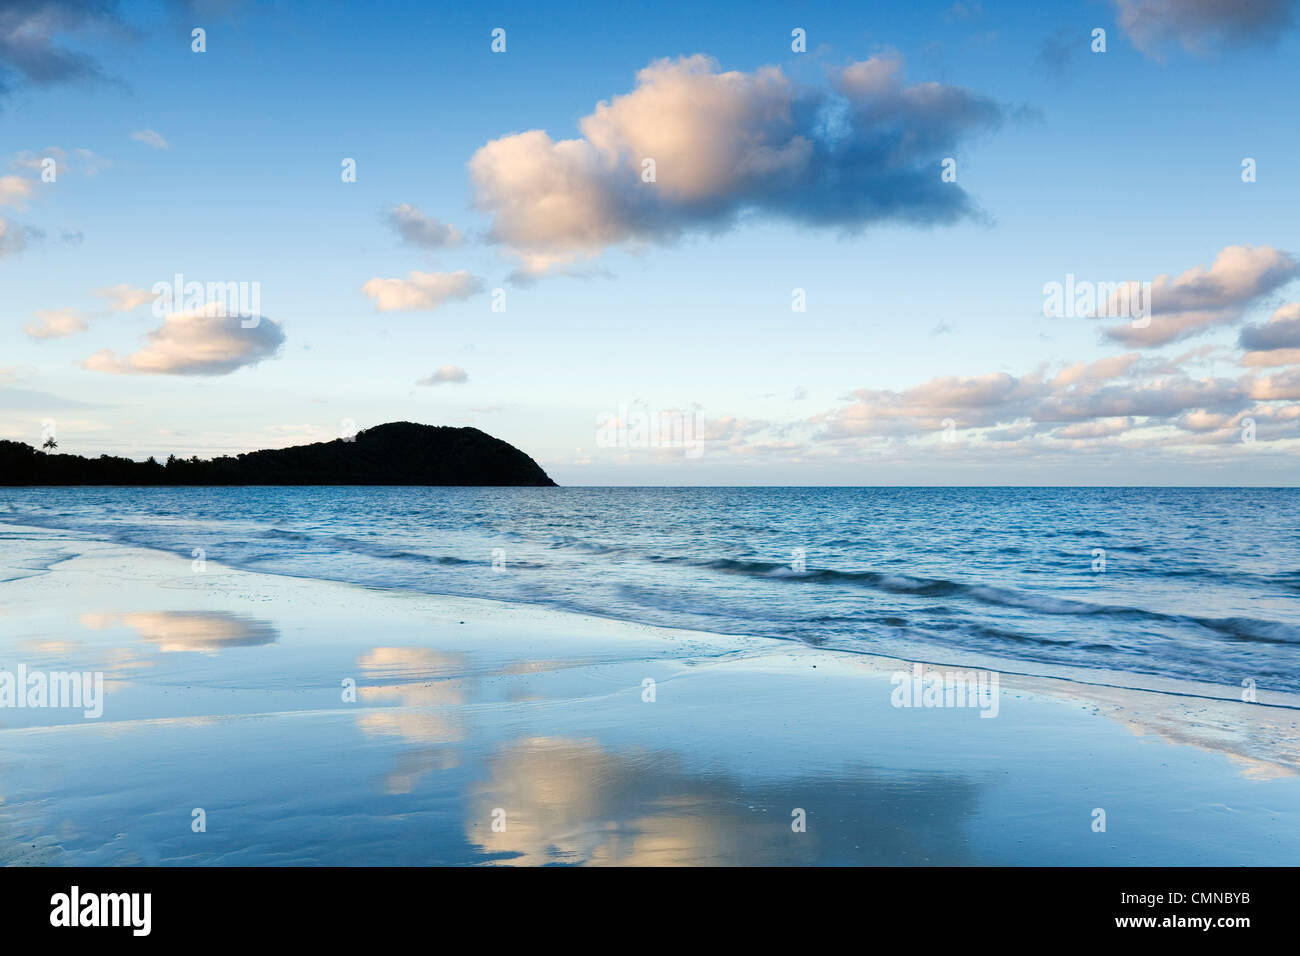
2, 486, 1297, 694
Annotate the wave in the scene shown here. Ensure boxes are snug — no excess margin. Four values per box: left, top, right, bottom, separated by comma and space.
659, 556, 1300, 647
3, 493, 1299, 695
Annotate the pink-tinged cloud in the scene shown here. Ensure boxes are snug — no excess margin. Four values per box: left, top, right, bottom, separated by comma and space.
1244, 367, 1300, 401
416, 365, 468, 385
23, 307, 87, 339
82, 304, 284, 376
813, 348, 1289, 449
1242, 348, 1300, 368
1103, 245, 1299, 347
470, 54, 1006, 279
1052, 418, 1135, 439
94, 283, 158, 312
361, 270, 482, 312
0, 174, 34, 208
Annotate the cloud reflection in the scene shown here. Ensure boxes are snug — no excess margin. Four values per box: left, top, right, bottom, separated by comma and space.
80, 611, 278, 653
464, 737, 979, 865
354, 647, 472, 745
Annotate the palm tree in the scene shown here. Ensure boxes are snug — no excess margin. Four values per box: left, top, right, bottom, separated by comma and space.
41, 437, 57, 452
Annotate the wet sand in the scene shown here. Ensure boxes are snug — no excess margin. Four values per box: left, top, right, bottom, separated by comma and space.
1, 521, 1296, 865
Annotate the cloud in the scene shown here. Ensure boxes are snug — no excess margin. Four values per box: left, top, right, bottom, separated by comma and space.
12, 145, 106, 176
1111, 0, 1297, 55
1032, 376, 1243, 422
1050, 352, 1142, 387
2, 147, 105, 257
1052, 417, 1135, 439
94, 283, 157, 311
0, 1, 127, 104
1034, 28, 1081, 80
0, 214, 32, 257
361, 270, 483, 312
83, 611, 278, 653
131, 128, 169, 150
1243, 367, 1300, 401
582, 337, 1300, 464
0, 164, 52, 259
822, 371, 1047, 438
384, 203, 462, 248
469, 54, 1007, 278
815, 349, 1273, 448
0, 173, 34, 207
1103, 245, 1300, 347
23, 307, 87, 339
945, 2, 984, 21
1239, 302, 1300, 351
1242, 348, 1300, 368
81, 303, 284, 375
416, 365, 468, 385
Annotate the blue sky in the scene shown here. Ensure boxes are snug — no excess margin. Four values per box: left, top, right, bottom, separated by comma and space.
3, 0, 1299, 484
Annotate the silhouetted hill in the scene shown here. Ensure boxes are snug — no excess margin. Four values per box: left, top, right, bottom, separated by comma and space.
0, 422, 556, 486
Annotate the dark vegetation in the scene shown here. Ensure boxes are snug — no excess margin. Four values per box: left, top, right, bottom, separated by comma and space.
0, 421, 556, 486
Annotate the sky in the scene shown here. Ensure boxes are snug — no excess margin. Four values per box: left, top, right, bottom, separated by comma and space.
3, 0, 1299, 485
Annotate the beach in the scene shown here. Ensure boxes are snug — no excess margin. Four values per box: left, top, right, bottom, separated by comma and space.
1, 519, 1296, 866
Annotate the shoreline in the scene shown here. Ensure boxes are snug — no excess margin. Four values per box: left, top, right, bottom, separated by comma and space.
1, 522, 1297, 864
4, 516, 1295, 710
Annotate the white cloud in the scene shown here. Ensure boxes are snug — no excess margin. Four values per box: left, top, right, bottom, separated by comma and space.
81, 304, 285, 376
361, 270, 483, 312
12, 146, 107, 177
23, 308, 87, 339
416, 365, 469, 385
94, 284, 158, 312
0, 174, 34, 208
131, 129, 170, 150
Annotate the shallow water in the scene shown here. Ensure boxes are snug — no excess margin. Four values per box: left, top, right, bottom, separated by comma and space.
3, 486, 1297, 693
0, 529, 1296, 866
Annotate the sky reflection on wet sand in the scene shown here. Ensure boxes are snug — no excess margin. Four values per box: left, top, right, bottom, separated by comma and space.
1, 529, 1297, 866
